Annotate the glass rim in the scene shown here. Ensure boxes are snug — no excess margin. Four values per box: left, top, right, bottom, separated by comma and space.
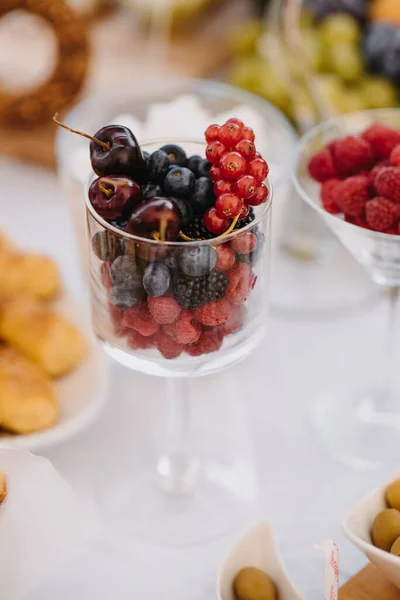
84, 138, 273, 247
293, 107, 400, 243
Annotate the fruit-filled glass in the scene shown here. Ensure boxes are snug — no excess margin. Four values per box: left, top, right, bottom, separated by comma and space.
84, 135, 271, 543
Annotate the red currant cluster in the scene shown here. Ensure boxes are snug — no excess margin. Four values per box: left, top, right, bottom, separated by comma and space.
203, 118, 269, 235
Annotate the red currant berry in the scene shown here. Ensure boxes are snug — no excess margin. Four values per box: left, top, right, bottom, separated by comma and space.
215, 193, 242, 219
206, 141, 226, 165
241, 126, 255, 142
205, 124, 220, 143
239, 203, 250, 220
214, 179, 232, 196
236, 139, 256, 161
215, 244, 236, 272
231, 232, 257, 254
247, 157, 269, 184
209, 165, 222, 181
248, 183, 269, 206
219, 151, 247, 180
226, 118, 244, 129
218, 123, 242, 148
204, 207, 229, 235
233, 175, 257, 200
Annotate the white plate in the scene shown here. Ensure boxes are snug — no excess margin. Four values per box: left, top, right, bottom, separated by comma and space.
0, 295, 110, 450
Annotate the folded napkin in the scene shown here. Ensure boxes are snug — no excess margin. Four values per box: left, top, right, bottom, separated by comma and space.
0, 449, 100, 600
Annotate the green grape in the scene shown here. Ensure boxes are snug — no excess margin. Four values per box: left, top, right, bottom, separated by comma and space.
319, 13, 361, 46
302, 29, 324, 72
315, 74, 347, 113
254, 69, 293, 116
361, 76, 399, 109
327, 42, 364, 83
227, 56, 267, 94
337, 88, 368, 113
227, 19, 263, 57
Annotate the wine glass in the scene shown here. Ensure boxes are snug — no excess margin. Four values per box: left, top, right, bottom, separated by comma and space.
294, 108, 400, 469
85, 138, 272, 544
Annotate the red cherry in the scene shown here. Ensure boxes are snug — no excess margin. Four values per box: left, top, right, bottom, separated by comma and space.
239, 203, 250, 219
227, 118, 244, 129
215, 244, 236, 272
204, 207, 229, 235
219, 151, 247, 180
214, 179, 232, 196
206, 141, 226, 165
210, 165, 222, 181
233, 175, 257, 200
247, 157, 269, 184
236, 139, 256, 161
241, 126, 255, 142
215, 193, 242, 218
248, 183, 269, 206
205, 124, 220, 143
218, 122, 242, 148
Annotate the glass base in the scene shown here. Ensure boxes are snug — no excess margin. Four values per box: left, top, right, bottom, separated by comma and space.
271, 248, 381, 319
96, 438, 258, 546
313, 388, 400, 470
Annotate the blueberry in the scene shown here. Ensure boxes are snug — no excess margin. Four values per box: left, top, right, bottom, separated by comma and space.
142, 182, 163, 199
179, 246, 217, 277
187, 155, 203, 177
109, 219, 128, 231
197, 159, 212, 178
147, 150, 170, 183
142, 151, 150, 161
92, 230, 121, 261
109, 285, 144, 309
164, 167, 195, 198
159, 144, 187, 167
363, 23, 397, 71
170, 196, 193, 227
310, 0, 368, 21
143, 263, 171, 297
110, 255, 143, 287
190, 177, 214, 215
383, 31, 400, 82
164, 251, 180, 272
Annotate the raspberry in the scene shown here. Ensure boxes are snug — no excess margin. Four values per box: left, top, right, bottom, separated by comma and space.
231, 232, 257, 254
226, 262, 256, 304
147, 296, 181, 324
332, 136, 374, 177
156, 331, 183, 359
362, 124, 400, 159
390, 145, 400, 167
127, 330, 156, 350
320, 179, 341, 214
193, 298, 233, 327
215, 245, 235, 272
163, 310, 202, 344
221, 304, 247, 335
109, 302, 123, 326
101, 262, 113, 290
186, 328, 224, 357
345, 215, 370, 229
122, 304, 159, 337
332, 175, 369, 217
307, 147, 337, 182
365, 197, 400, 232
368, 161, 389, 192
374, 167, 400, 203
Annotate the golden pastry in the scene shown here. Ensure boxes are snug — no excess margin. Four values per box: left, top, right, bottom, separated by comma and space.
0, 252, 61, 301
0, 296, 86, 377
0, 346, 58, 434
0, 472, 6, 504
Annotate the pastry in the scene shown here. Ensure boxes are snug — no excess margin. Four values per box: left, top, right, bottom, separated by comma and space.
0, 252, 61, 301
0, 472, 6, 504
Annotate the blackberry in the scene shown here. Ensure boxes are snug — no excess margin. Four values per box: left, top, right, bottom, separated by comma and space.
173, 271, 228, 309
235, 208, 255, 230
182, 215, 214, 240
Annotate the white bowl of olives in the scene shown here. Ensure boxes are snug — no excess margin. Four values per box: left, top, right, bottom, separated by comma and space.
217, 521, 303, 600
343, 473, 400, 591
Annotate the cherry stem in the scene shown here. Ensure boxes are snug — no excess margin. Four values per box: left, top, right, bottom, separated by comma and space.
99, 185, 113, 198
52, 113, 111, 151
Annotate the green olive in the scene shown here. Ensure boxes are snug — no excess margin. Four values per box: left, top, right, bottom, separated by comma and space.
386, 480, 400, 510
391, 536, 400, 556
372, 509, 400, 552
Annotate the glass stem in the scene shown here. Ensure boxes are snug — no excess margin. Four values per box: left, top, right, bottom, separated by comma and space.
380, 287, 400, 413
156, 378, 199, 495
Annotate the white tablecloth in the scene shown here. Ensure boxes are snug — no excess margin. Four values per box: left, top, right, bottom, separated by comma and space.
0, 157, 394, 599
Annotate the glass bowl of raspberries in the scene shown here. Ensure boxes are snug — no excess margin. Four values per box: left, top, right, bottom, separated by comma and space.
294, 107, 400, 470
65, 114, 272, 543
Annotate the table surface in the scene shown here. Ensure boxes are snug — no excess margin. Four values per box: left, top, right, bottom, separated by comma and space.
0, 156, 396, 600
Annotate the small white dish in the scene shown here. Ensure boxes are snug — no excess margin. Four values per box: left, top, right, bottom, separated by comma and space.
217, 521, 304, 600
0, 295, 110, 450
343, 470, 400, 591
